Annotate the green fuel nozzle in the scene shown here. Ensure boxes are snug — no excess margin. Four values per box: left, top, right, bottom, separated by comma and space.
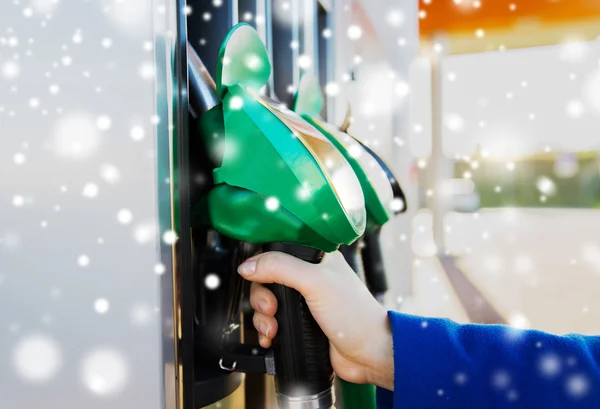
192, 24, 366, 409
293, 74, 408, 300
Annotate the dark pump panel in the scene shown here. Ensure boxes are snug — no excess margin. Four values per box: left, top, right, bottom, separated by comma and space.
271, 1, 295, 105
238, 0, 258, 28
187, 0, 235, 79
317, 4, 331, 119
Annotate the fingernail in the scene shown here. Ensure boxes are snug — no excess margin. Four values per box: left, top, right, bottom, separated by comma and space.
258, 323, 267, 335
257, 300, 267, 313
238, 260, 256, 277
266, 328, 270, 339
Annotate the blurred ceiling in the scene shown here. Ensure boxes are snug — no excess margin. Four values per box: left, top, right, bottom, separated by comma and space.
419, 0, 600, 37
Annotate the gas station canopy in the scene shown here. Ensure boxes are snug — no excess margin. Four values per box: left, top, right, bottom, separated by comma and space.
420, 0, 600, 37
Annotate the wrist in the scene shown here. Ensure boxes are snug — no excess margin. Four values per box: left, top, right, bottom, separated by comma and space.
365, 309, 394, 391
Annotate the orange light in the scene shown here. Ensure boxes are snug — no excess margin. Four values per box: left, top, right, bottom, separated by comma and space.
419, 0, 600, 37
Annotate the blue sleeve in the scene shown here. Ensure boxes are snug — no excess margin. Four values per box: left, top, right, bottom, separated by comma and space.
376, 311, 600, 409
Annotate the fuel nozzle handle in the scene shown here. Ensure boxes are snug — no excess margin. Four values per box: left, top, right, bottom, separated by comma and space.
264, 243, 334, 409
362, 228, 388, 303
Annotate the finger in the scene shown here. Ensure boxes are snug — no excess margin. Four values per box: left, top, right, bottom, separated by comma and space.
238, 251, 321, 295
249, 282, 278, 316
252, 311, 278, 340
259, 333, 271, 349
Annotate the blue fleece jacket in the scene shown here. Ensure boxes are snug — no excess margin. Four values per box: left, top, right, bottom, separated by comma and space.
376, 311, 600, 408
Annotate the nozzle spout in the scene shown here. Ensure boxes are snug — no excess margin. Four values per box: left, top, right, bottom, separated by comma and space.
187, 42, 219, 117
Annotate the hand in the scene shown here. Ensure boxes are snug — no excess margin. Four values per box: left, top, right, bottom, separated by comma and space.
238, 251, 394, 390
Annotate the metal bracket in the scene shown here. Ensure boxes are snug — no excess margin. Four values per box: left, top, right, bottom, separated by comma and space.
219, 358, 237, 372
219, 344, 274, 374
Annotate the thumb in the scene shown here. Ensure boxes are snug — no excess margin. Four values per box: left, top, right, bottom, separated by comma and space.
238, 251, 321, 295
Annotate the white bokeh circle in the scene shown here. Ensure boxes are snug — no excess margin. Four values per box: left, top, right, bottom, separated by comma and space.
12, 333, 62, 383
81, 348, 130, 396
53, 113, 100, 160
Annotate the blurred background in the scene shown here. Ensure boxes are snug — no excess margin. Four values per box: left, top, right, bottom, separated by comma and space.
2, 0, 600, 408
393, 0, 600, 336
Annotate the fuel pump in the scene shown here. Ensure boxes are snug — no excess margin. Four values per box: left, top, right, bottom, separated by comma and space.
293, 74, 408, 409
191, 23, 366, 409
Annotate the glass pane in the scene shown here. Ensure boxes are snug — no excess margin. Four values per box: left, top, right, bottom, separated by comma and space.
0, 1, 178, 408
